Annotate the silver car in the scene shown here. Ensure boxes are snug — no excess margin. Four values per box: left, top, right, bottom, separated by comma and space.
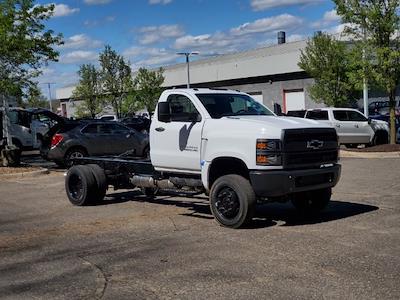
305, 108, 389, 147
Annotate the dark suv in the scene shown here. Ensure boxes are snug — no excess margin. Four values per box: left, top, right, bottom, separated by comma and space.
41, 121, 149, 167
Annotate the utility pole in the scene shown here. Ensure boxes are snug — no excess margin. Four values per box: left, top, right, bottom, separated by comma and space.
42, 82, 56, 111
177, 52, 199, 88
362, 24, 369, 117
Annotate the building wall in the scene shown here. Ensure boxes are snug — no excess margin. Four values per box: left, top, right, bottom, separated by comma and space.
214, 77, 325, 111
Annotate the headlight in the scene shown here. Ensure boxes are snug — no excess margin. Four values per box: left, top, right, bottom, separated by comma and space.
256, 139, 282, 166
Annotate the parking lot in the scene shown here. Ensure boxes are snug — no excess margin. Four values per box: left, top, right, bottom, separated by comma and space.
0, 157, 399, 299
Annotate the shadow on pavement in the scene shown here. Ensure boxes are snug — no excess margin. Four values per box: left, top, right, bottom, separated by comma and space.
99, 190, 379, 228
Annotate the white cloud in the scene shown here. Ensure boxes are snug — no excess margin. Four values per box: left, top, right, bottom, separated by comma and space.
84, 0, 112, 4
60, 51, 98, 64
312, 9, 341, 28
123, 47, 178, 69
250, 0, 322, 11
51, 3, 80, 17
230, 14, 303, 36
137, 24, 185, 45
84, 15, 115, 27
149, 0, 172, 5
61, 34, 103, 49
173, 14, 303, 52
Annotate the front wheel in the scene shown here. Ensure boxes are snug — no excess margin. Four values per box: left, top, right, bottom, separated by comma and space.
210, 175, 256, 228
291, 188, 332, 213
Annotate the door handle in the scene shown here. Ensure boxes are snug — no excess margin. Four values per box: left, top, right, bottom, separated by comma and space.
335, 124, 341, 128
354, 124, 359, 128
155, 127, 165, 132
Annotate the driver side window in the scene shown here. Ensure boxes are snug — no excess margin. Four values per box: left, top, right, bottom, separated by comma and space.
167, 94, 201, 122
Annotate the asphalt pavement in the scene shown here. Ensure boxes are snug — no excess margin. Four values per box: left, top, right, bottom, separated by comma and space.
0, 157, 399, 299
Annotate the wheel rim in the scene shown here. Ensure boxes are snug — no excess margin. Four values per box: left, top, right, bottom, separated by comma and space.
68, 174, 83, 200
215, 186, 240, 219
70, 151, 84, 159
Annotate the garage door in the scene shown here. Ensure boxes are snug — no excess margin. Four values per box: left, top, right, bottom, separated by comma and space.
284, 91, 305, 113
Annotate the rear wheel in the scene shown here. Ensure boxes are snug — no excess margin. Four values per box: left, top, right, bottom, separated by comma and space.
86, 164, 108, 202
291, 188, 332, 213
210, 174, 255, 228
65, 147, 87, 168
65, 165, 97, 206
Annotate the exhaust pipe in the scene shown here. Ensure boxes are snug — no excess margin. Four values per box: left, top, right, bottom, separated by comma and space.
130, 175, 203, 189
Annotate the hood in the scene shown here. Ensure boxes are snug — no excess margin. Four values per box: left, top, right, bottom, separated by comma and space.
370, 118, 389, 132
223, 115, 333, 130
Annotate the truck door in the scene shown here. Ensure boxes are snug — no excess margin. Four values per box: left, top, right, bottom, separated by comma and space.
151, 93, 204, 173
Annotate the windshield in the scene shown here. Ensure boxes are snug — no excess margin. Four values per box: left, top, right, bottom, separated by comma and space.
196, 93, 274, 119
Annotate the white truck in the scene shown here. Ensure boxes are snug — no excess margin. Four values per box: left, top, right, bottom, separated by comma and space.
65, 88, 341, 228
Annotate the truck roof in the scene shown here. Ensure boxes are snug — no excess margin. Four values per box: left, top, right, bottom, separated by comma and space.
164, 88, 246, 95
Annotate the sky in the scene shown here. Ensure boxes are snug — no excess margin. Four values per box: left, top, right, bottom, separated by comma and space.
34, 0, 343, 95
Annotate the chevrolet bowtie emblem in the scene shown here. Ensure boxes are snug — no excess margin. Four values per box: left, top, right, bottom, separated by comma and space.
307, 140, 324, 149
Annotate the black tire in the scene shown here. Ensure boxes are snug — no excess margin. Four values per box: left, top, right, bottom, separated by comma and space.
65, 165, 97, 206
291, 188, 332, 213
12, 138, 23, 151
65, 147, 87, 168
86, 164, 108, 202
371, 131, 388, 146
210, 174, 256, 228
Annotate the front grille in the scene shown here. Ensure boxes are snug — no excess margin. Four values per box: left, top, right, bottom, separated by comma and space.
282, 128, 338, 168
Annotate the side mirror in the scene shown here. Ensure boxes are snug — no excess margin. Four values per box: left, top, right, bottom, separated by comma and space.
158, 102, 171, 123
368, 117, 372, 124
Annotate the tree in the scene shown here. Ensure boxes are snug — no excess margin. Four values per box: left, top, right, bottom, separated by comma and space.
72, 64, 103, 118
335, 0, 400, 144
99, 45, 132, 118
0, 0, 63, 97
298, 33, 359, 107
129, 68, 165, 116
25, 84, 49, 108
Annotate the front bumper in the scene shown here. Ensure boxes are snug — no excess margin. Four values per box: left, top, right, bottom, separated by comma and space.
249, 164, 341, 197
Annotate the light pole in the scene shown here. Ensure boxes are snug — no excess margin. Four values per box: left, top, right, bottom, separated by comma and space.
177, 52, 199, 88
42, 82, 56, 111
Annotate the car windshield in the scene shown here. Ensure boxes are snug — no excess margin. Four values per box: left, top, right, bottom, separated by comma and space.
196, 93, 274, 119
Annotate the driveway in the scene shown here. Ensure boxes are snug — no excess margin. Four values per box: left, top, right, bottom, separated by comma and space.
0, 158, 399, 299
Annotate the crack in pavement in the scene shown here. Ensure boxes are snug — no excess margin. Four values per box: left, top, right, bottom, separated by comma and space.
77, 255, 108, 299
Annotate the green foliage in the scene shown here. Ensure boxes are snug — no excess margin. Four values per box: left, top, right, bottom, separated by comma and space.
99, 45, 133, 118
127, 68, 165, 115
334, 0, 400, 143
0, 0, 63, 96
24, 84, 49, 108
72, 64, 103, 118
299, 33, 359, 107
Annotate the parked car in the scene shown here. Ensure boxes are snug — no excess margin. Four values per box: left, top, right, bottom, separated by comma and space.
304, 108, 389, 147
286, 110, 307, 118
120, 116, 151, 134
41, 121, 149, 167
368, 100, 400, 116
98, 114, 118, 121
0, 108, 63, 150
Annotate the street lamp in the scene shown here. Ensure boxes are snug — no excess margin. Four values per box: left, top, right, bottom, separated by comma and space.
41, 82, 56, 111
177, 52, 199, 88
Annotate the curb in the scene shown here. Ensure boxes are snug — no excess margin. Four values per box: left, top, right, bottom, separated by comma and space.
340, 150, 400, 159
0, 168, 50, 179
